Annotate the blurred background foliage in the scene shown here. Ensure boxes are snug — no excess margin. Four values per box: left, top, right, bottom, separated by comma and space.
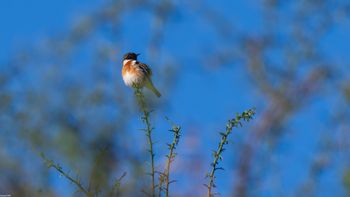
0, 0, 350, 196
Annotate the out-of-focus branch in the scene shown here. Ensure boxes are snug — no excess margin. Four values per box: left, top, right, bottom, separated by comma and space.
40, 153, 91, 196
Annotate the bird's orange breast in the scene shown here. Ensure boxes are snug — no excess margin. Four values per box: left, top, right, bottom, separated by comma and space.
122, 60, 143, 78
122, 60, 132, 76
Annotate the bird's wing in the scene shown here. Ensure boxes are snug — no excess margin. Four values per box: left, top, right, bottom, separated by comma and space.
136, 62, 152, 77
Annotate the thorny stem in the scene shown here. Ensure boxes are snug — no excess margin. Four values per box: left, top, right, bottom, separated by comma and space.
134, 88, 156, 197
164, 125, 181, 197
40, 153, 91, 197
206, 109, 256, 197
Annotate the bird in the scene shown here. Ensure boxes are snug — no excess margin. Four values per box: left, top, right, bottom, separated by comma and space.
122, 52, 161, 97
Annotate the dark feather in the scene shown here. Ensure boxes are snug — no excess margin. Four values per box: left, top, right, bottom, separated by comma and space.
136, 62, 152, 77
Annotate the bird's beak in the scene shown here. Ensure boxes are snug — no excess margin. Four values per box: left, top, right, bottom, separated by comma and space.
136, 53, 140, 56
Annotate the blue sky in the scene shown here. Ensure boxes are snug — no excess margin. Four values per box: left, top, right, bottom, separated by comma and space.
1, 0, 350, 196
0, 0, 101, 61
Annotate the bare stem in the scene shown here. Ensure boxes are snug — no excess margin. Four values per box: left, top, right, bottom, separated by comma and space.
206, 108, 256, 197
134, 88, 156, 197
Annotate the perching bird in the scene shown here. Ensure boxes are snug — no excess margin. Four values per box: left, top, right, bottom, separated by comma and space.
122, 52, 161, 97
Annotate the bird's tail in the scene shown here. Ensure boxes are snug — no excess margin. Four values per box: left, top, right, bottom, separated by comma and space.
145, 79, 161, 97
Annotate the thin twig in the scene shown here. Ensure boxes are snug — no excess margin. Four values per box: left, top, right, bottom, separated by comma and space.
157, 173, 165, 197
111, 172, 127, 196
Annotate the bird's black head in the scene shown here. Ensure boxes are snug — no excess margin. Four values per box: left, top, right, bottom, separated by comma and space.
123, 52, 139, 60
